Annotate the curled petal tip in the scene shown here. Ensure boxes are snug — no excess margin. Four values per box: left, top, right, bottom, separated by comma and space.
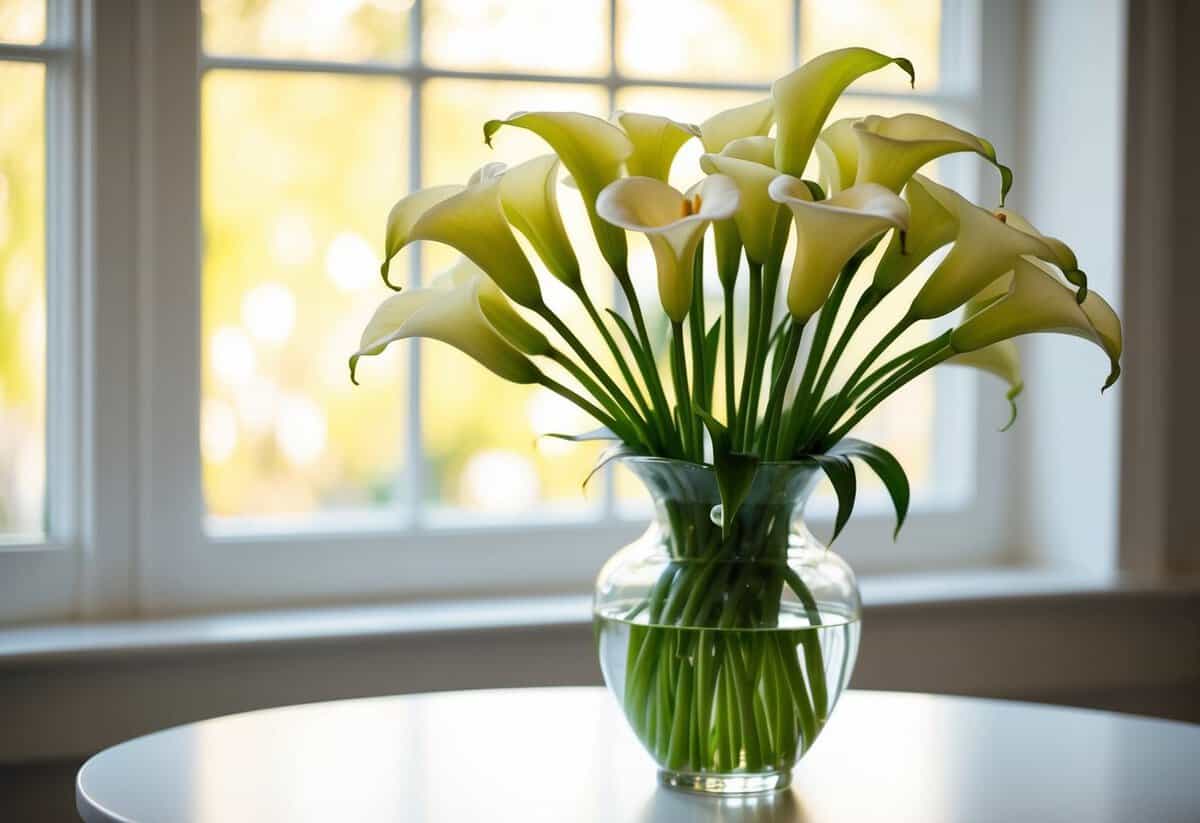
1101, 363, 1121, 393
895, 56, 916, 88
348, 355, 360, 386
1066, 269, 1089, 303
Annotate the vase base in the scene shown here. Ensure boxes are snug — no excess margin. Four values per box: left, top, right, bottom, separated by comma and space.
658, 769, 791, 795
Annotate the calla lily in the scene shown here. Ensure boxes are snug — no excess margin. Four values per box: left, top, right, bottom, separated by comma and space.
769, 176, 909, 321
951, 255, 1122, 390
380, 184, 464, 288
351, 268, 542, 386
484, 111, 634, 273
407, 170, 544, 311
596, 174, 740, 322
872, 174, 957, 293
946, 340, 1024, 430
697, 98, 773, 154
615, 111, 698, 182
852, 114, 1012, 201
430, 256, 552, 357
909, 174, 1082, 320
814, 118, 860, 195
720, 136, 776, 166
699, 151, 783, 265
773, 47, 914, 176
498, 154, 581, 290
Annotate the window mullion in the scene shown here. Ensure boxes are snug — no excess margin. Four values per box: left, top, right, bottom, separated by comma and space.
406, 0, 426, 527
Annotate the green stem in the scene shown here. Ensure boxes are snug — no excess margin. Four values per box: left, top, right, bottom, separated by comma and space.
577, 286, 658, 439
536, 373, 624, 438
669, 321, 697, 461
723, 284, 737, 431
759, 320, 803, 458
733, 262, 762, 448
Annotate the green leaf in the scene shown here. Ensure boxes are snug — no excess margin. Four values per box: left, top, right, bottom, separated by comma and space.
695, 409, 760, 537
582, 443, 636, 492
540, 427, 619, 443
703, 318, 722, 410
810, 454, 856, 543
828, 437, 909, 538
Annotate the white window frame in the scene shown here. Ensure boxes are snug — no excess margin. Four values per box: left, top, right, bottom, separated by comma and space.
1, 0, 1026, 622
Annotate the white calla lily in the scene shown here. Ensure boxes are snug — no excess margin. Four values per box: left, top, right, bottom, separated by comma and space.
351, 268, 543, 386
769, 176, 909, 321
407, 170, 544, 310
498, 154, 580, 290
951, 255, 1122, 390
699, 152, 783, 265
909, 174, 1082, 320
946, 339, 1024, 429
380, 184, 464, 288
814, 118, 860, 195
853, 114, 1012, 200
697, 98, 773, 154
615, 111, 698, 181
596, 174, 740, 322
484, 111, 634, 273
872, 174, 957, 293
773, 47, 914, 176
719, 135, 776, 167
430, 256, 552, 357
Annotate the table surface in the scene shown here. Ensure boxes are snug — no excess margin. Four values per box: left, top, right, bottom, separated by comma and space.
76, 687, 1200, 823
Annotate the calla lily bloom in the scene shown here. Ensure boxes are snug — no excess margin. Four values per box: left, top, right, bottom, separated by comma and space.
380, 184, 464, 288
596, 174, 740, 322
909, 174, 1082, 320
484, 111, 634, 273
814, 118, 860, 195
951, 255, 1122, 390
768, 175, 909, 321
351, 267, 543, 385
498, 154, 581, 291
697, 98, 773, 154
947, 340, 1024, 429
406, 169, 544, 311
699, 150, 783, 266
773, 47, 914, 176
853, 114, 1012, 201
616, 111, 698, 182
872, 174, 957, 293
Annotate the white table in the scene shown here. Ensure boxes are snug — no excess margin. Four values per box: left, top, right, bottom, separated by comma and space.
77, 687, 1200, 822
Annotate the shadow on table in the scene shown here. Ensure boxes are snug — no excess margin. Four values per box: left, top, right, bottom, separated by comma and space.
638, 787, 810, 822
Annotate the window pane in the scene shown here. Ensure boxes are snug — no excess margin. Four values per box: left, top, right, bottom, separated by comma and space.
201, 71, 410, 519
0, 0, 44, 44
0, 62, 45, 537
424, 0, 608, 76
421, 79, 611, 516
202, 0, 412, 63
801, 0, 942, 91
617, 0, 792, 83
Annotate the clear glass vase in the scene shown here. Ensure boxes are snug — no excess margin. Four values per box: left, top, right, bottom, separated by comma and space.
594, 457, 861, 795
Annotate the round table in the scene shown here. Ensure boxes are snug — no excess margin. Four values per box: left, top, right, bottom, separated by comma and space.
77, 687, 1200, 822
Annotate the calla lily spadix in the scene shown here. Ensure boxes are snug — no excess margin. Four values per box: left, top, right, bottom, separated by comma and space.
951, 255, 1122, 390
597, 174, 739, 322
908, 174, 1083, 320
498, 154, 581, 291
768, 175, 909, 321
380, 183, 464, 288
772, 47, 915, 177
484, 111, 634, 274
615, 111, 698, 182
872, 174, 957, 293
696, 97, 773, 154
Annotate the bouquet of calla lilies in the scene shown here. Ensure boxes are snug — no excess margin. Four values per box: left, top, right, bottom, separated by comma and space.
351, 46, 1122, 539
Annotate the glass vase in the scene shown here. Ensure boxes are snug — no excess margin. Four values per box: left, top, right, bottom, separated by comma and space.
594, 457, 861, 794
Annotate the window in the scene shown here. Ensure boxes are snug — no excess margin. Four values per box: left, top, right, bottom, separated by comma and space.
1, 0, 1029, 621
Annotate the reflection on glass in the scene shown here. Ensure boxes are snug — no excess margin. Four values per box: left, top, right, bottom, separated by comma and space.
801, 0, 942, 91
0, 62, 45, 537
424, 0, 608, 75
420, 79, 611, 515
201, 70, 410, 518
0, 0, 43, 44
618, 0, 792, 83
201, 0, 412, 63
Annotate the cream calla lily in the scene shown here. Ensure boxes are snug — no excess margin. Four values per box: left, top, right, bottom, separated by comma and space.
718, 136, 776, 167
951, 256, 1122, 390
853, 114, 1012, 200
814, 118, 860, 195
429, 256, 552, 357
699, 152, 782, 265
697, 98, 773, 154
772, 47, 914, 176
946, 340, 1024, 429
615, 111, 698, 182
407, 171, 544, 310
498, 154, 580, 290
351, 269, 542, 386
484, 111, 634, 273
769, 176, 909, 321
596, 174, 740, 322
872, 174, 957, 293
909, 174, 1082, 320
380, 184, 464, 288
